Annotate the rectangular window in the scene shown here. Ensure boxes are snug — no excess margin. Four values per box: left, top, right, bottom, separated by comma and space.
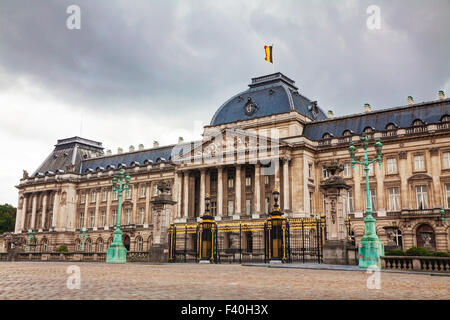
347, 191, 353, 213
211, 175, 217, 191
79, 213, 84, 228
91, 191, 96, 203
322, 166, 329, 179
126, 188, 131, 199
343, 163, 351, 177
414, 155, 425, 171
446, 184, 450, 208
265, 197, 270, 214
153, 184, 158, 196
366, 189, 376, 211
308, 163, 313, 179
245, 176, 252, 187
139, 208, 145, 224
211, 201, 217, 215
140, 186, 146, 197
113, 191, 118, 200
81, 193, 85, 204
264, 175, 270, 185
228, 176, 234, 189
112, 209, 117, 225
227, 200, 234, 215
388, 188, 400, 211
246, 199, 251, 215
102, 191, 107, 202
90, 211, 95, 227
101, 210, 106, 227
368, 163, 374, 175
416, 186, 428, 209
387, 158, 397, 174
125, 208, 131, 225
444, 152, 450, 168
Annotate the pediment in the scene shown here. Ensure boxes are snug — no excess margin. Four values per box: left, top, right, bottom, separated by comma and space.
407, 173, 433, 182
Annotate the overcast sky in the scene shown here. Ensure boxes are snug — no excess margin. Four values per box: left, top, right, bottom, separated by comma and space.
0, 0, 449, 205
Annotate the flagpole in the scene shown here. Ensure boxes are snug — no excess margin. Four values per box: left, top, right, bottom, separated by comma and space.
272, 43, 275, 73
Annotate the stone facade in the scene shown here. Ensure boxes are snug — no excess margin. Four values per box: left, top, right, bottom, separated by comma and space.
1, 73, 450, 256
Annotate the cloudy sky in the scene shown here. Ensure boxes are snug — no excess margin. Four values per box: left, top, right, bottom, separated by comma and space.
0, 0, 449, 205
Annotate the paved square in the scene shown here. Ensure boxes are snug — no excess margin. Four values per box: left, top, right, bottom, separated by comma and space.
0, 262, 448, 300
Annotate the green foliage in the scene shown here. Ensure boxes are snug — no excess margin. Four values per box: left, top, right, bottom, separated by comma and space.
385, 249, 405, 256
0, 204, 16, 234
429, 251, 450, 257
56, 245, 69, 252
405, 246, 431, 256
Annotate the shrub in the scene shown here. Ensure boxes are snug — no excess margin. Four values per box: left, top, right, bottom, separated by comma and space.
385, 250, 405, 256
56, 245, 68, 253
405, 247, 430, 256
429, 251, 450, 257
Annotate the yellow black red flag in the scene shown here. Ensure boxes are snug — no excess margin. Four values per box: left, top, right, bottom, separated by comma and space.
264, 45, 273, 63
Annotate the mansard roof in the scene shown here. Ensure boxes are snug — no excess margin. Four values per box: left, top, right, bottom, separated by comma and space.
303, 98, 450, 140
32, 137, 104, 176
80, 145, 174, 173
210, 73, 327, 126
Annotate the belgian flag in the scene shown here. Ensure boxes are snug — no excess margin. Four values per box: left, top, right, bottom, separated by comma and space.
264, 45, 273, 63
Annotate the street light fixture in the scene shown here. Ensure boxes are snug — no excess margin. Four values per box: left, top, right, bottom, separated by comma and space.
106, 169, 130, 263
348, 133, 384, 268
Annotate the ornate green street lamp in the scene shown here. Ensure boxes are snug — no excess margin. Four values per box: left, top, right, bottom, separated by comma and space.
106, 169, 130, 263
79, 227, 88, 251
198, 194, 216, 263
27, 230, 35, 252
441, 208, 450, 223
348, 133, 384, 268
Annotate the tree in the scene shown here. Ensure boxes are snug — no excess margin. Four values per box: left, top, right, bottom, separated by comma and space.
0, 204, 16, 234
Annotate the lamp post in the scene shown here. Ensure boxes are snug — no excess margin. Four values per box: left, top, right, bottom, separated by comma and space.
106, 169, 130, 263
79, 227, 88, 251
267, 187, 287, 263
441, 208, 450, 223
348, 133, 384, 268
198, 193, 216, 263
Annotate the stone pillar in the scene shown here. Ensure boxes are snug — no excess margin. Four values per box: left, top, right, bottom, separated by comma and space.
283, 158, 290, 212
30, 194, 37, 230
235, 165, 242, 216
105, 189, 112, 228
95, 189, 101, 227
399, 151, 409, 209
430, 148, 442, 207
353, 158, 363, 217
20, 195, 27, 231
83, 191, 89, 228
183, 171, 189, 218
274, 159, 281, 189
217, 166, 224, 218
175, 172, 182, 218
41, 193, 48, 230
254, 164, 261, 216
144, 183, 150, 225
200, 169, 206, 214
131, 185, 138, 224
52, 192, 59, 229
375, 161, 386, 216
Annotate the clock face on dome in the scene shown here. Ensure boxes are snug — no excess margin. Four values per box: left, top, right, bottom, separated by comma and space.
243, 97, 258, 116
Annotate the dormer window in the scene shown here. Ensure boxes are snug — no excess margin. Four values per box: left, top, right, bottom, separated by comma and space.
322, 133, 332, 139
386, 123, 397, 130
413, 119, 424, 126
440, 115, 450, 122
363, 127, 374, 133
343, 130, 352, 137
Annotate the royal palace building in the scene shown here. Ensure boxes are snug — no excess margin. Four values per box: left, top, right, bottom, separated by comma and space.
1, 73, 450, 261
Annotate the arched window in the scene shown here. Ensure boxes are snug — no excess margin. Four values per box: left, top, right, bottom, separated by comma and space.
86, 239, 92, 252
386, 123, 397, 130
136, 237, 143, 252
363, 126, 374, 133
416, 224, 436, 251
412, 119, 424, 126
440, 115, 450, 122
343, 130, 352, 136
147, 235, 153, 251
97, 238, 104, 252
322, 133, 332, 139
41, 238, 48, 252
75, 239, 81, 251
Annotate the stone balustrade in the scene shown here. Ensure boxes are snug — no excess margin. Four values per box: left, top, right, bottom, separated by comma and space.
0, 251, 149, 263
382, 256, 450, 273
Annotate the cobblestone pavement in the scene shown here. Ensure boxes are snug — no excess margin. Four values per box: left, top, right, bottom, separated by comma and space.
0, 262, 448, 300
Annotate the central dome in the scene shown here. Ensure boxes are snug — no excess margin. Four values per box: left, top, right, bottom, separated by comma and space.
210, 73, 327, 126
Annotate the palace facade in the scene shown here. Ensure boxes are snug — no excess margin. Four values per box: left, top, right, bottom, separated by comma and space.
1, 73, 450, 257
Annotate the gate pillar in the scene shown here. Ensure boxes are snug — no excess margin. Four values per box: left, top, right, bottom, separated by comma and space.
320, 160, 357, 265
198, 194, 217, 263
266, 188, 288, 263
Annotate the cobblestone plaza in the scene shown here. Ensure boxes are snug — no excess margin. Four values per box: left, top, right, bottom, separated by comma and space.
0, 262, 448, 300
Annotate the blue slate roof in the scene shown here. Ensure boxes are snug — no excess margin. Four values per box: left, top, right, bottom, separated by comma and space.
303, 99, 450, 140
210, 73, 327, 126
80, 145, 175, 173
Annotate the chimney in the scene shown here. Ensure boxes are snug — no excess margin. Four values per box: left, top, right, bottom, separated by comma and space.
407, 96, 414, 105
364, 103, 371, 113
439, 90, 445, 100
138, 144, 144, 151
117, 147, 123, 154
153, 141, 159, 148
327, 110, 334, 119
106, 149, 112, 156
178, 137, 184, 144
129, 145, 135, 152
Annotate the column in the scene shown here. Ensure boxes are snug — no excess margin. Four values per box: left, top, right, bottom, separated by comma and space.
235, 165, 242, 215
145, 183, 150, 225
398, 151, 409, 209
30, 194, 37, 230
105, 189, 112, 227
52, 192, 59, 229
430, 148, 442, 207
375, 161, 385, 216
274, 159, 281, 190
83, 190, 89, 228
217, 166, 223, 217
175, 172, 182, 218
20, 195, 27, 231
200, 169, 206, 214
353, 158, 363, 217
131, 185, 138, 224
41, 193, 48, 229
183, 171, 189, 218
254, 164, 261, 214
283, 158, 290, 211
